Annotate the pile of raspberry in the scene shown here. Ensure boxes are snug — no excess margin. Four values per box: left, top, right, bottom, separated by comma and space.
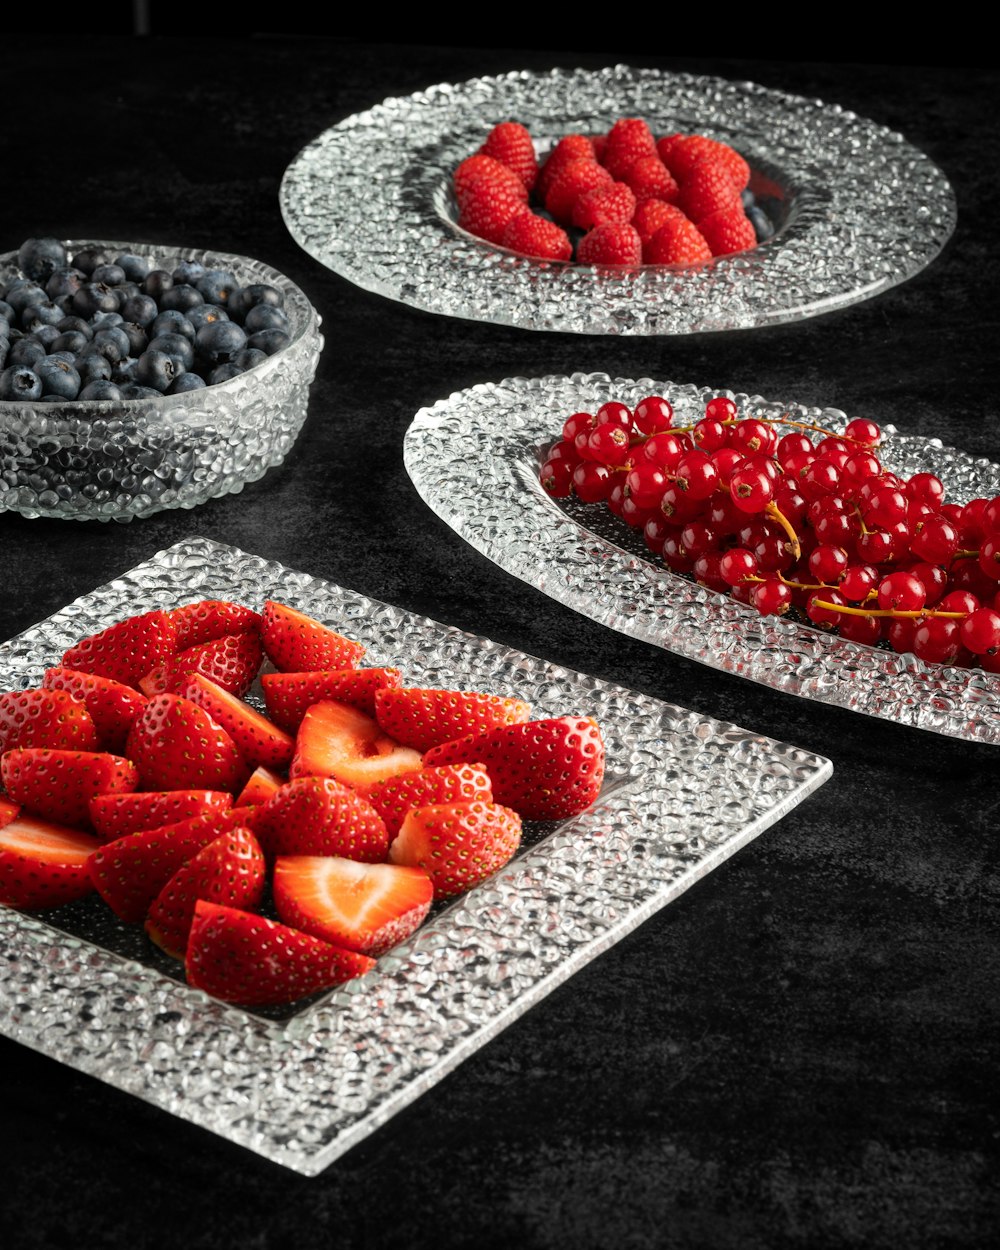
541, 395, 1000, 670
453, 119, 760, 266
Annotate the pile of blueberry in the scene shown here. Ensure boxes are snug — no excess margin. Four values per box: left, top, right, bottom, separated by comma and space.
0, 238, 293, 403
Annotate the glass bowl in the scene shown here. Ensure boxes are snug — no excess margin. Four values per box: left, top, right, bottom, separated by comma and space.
0, 240, 323, 522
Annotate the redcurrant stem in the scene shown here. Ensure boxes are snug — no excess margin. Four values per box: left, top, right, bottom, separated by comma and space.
764, 502, 801, 560
810, 600, 968, 620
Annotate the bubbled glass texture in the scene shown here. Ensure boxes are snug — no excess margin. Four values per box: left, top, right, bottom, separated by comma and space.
0, 538, 830, 1174
0, 241, 323, 522
404, 373, 1000, 745
280, 65, 955, 336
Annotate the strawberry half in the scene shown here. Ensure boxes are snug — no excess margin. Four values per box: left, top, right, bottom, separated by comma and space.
389, 800, 522, 899
60, 608, 177, 688
373, 687, 531, 754
146, 827, 266, 959
174, 672, 294, 771
234, 766, 284, 809
139, 631, 264, 699
273, 856, 433, 956
367, 763, 493, 838
126, 694, 248, 794
2, 749, 138, 828
88, 807, 243, 922
42, 667, 147, 753
89, 789, 234, 842
422, 717, 606, 821
290, 701, 423, 793
0, 688, 99, 755
186, 900, 375, 1006
261, 667, 403, 733
168, 600, 262, 651
261, 601, 365, 673
0, 814, 101, 909
253, 776, 389, 862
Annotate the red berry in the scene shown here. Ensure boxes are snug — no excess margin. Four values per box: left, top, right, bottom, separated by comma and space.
697, 206, 757, 256
877, 572, 926, 612
621, 156, 678, 204
479, 121, 538, 191
545, 158, 613, 225
676, 159, 742, 223
500, 211, 572, 261
645, 217, 712, 266
576, 222, 643, 267
633, 200, 687, 247
633, 396, 673, 434
570, 182, 637, 230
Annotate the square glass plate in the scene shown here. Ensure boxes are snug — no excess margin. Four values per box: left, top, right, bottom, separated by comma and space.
0, 538, 831, 1175
403, 372, 1000, 745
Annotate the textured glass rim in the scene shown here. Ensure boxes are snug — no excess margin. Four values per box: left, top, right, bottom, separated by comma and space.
403, 372, 1000, 746
0, 238, 320, 420
0, 538, 830, 1175
279, 64, 956, 336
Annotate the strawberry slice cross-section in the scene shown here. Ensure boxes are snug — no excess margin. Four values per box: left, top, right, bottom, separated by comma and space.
0, 814, 102, 909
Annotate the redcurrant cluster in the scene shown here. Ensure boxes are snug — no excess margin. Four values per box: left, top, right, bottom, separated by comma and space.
540, 395, 1000, 671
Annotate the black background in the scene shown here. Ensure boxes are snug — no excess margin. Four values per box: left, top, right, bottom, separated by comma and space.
0, 33, 997, 1250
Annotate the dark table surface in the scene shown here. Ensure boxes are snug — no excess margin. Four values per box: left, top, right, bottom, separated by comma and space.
0, 36, 997, 1250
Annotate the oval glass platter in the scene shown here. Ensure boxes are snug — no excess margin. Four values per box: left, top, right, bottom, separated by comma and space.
0, 537, 830, 1175
403, 373, 1000, 745
280, 65, 955, 336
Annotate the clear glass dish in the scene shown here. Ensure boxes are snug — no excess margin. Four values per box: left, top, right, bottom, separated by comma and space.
0, 240, 323, 522
404, 372, 1000, 745
0, 537, 830, 1174
280, 64, 955, 336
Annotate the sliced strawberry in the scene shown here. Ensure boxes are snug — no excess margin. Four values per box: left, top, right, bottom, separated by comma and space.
290, 701, 423, 793
174, 672, 294, 771
168, 600, 262, 651
139, 631, 263, 699
42, 667, 147, 752
146, 827, 266, 959
60, 609, 176, 689
89, 789, 233, 842
253, 776, 389, 862
422, 717, 606, 821
126, 694, 248, 794
0, 814, 101, 909
0, 688, 99, 755
88, 807, 242, 922
2, 749, 138, 828
186, 900, 375, 1007
367, 763, 493, 838
389, 800, 522, 899
261, 667, 403, 733
373, 687, 531, 753
0, 797, 18, 829
234, 765, 284, 808
273, 856, 433, 956
261, 601, 365, 673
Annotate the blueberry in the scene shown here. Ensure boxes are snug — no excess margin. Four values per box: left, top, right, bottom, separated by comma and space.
741, 188, 756, 209
115, 253, 150, 283
0, 365, 43, 400
232, 347, 267, 371
194, 319, 246, 364
120, 322, 149, 356
0, 300, 14, 324
45, 267, 85, 300
71, 246, 111, 276
36, 356, 81, 399
172, 260, 205, 285
243, 304, 289, 335
167, 371, 207, 394
143, 269, 174, 300
112, 356, 140, 386
246, 328, 290, 355
91, 326, 132, 363
230, 283, 283, 322
121, 293, 159, 327
56, 315, 93, 338
89, 311, 124, 330
208, 362, 244, 384
5, 282, 48, 317
160, 283, 204, 314
197, 269, 239, 307
746, 205, 775, 243
18, 238, 68, 284
135, 348, 181, 392
147, 332, 195, 372
91, 263, 126, 288
150, 310, 195, 340
75, 351, 113, 385
119, 384, 163, 400
51, 330, 90, 355
187, 304, 230, 332
21, 300, 64, 332
8, 338, 46, 368
115, 281, 142, 302
33, 325, 61, 350
72, 283, 120, 318
0, 341, 9, 370
79, 380, 123, 401
48, 350, 77, 364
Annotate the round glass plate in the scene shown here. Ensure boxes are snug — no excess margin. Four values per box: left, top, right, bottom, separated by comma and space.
404, 372, 1000, 744
280, 65, 956, 336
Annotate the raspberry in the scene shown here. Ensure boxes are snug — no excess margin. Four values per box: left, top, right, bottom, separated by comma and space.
655, 134, 682, 167
677, 158, 743, 223
479, 121, 538, 192
698, 206, 757, 257
622, 155, 679, 204
537, 134, 595, 200
576, 222, 643, 267
600, 118, 657, 180
664, 135, 750, 191
544, 158, 613, 225
500, 211, 572, 261
591, 133, 607, 163
645, 218, 712, 265
453, 154, 527, 211
458, 178, 530, 244
632, 199, 687, 246
571, 181, 636, 230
